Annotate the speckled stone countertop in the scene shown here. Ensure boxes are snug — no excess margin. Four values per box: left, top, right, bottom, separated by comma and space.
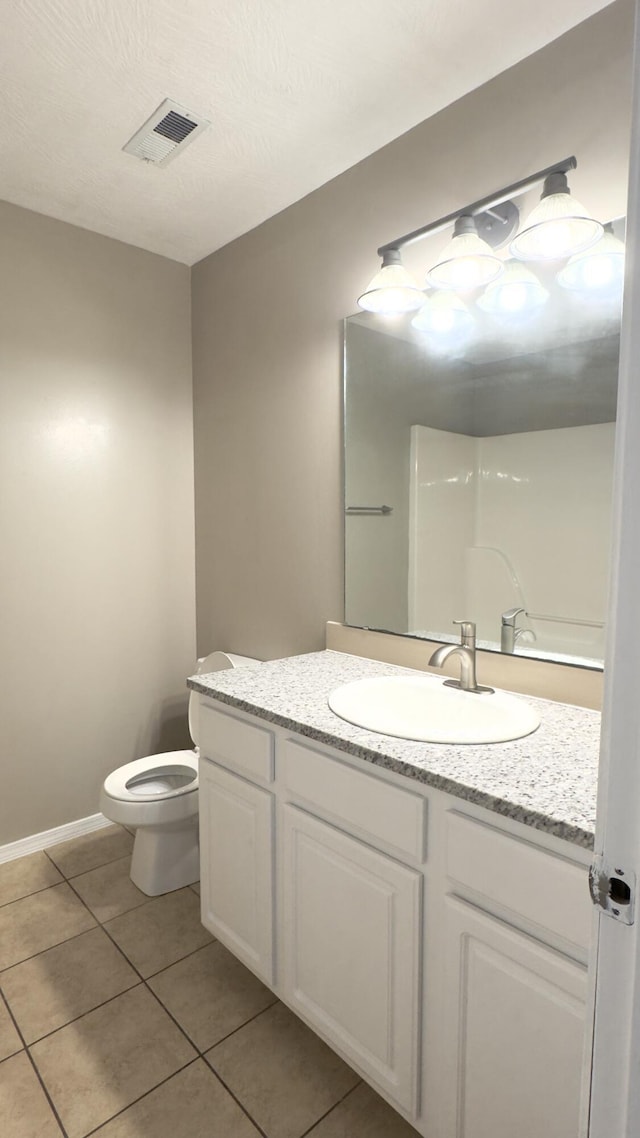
188, 650, 600, 849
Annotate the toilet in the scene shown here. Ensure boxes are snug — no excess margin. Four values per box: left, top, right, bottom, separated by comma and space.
100, 651, 260, 896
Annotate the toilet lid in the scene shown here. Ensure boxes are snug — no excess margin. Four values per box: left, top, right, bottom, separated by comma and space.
103, 751, 198, 803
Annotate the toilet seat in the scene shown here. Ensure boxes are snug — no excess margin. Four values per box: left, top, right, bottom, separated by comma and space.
99, 751, 199, 828
103, 750, 198, 803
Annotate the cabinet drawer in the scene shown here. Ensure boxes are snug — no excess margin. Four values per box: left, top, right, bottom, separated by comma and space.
281, 738, 426, 862
445, 811, 592, 952
198, 702, 274, 784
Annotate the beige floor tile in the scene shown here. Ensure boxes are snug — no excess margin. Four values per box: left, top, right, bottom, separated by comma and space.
0, 883, 97, 971
31, 984, 196, 1138
0, 1051, 61, 1137
70, 857, 146, 922
1, 927, 138, 1043
92, 1059, 261, 1138
206, 1002, 360, 1138
46, 826, 133, 879
0, 852, 63, 907
190, 881, 200, 896
306, 1083, 420, 1137
0, 997, 22, 1060
149, 942, 276, 1050
105, 888, 212, 977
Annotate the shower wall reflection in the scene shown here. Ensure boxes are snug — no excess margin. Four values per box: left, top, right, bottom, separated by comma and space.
344, 254, 621, 666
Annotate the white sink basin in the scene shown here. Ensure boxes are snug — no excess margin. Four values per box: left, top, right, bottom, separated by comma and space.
327, 674, 540, 744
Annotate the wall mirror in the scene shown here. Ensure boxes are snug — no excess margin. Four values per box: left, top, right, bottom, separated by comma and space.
344, 228, 623, 668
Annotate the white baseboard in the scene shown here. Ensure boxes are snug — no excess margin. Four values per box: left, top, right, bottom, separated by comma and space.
0, 813, 113, 865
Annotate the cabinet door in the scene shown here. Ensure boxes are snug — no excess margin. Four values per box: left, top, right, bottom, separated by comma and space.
281, 804, 422, 1114
440, 895, 587, 1138
199, 758, 274, 984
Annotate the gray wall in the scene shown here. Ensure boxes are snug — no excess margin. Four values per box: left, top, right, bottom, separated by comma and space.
191, 2, 634, 662
0, 202, 196, 844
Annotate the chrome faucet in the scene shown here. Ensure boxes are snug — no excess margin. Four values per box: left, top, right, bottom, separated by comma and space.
428, 620, 494, 694
501, 607, 526, 653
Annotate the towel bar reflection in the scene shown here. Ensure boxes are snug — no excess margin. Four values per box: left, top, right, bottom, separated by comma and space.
526, 612, 604, 628
346, 505, 393, 515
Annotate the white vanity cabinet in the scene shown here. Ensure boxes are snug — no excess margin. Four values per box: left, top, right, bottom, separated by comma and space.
439, 897, 586, 1138
197, 694, 593, 1138
281, 803, 422, 1113
433, 810, 591, 1138
279, 737, 425, 1111
198, 705, 275, 984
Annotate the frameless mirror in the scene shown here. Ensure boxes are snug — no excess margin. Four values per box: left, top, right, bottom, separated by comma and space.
344, 232, 622, 668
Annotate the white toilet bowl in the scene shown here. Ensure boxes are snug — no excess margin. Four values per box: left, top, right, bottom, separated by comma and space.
99, 652, 260, 896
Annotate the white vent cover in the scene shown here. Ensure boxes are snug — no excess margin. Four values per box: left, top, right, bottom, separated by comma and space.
123, 99, 210, 167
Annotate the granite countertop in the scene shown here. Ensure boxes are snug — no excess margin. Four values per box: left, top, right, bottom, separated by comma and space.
188, 650, 600, 849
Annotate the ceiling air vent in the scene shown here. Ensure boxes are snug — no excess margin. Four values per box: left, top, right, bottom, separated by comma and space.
123, 99, 210, 167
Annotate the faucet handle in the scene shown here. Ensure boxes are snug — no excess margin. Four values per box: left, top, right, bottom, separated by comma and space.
502, 607, 526, 627
453, 620, 476, 648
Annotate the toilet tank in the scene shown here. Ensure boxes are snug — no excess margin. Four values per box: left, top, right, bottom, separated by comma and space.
188, 652, 261, 747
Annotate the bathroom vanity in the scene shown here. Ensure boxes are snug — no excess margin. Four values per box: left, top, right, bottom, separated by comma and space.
189, 650, 599, 1138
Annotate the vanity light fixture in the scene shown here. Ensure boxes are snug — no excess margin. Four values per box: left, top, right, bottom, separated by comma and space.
411, 291, 474, 336
510, 170, 603, 261
357, 248, 424, 314
426, 215, 503, 290
477, 260, 549, 316
357, 157, 602, 315
557, 222, 625, 294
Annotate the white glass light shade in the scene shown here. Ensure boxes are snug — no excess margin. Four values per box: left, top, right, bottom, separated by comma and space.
427, 216, 504, 291
357, 254, 424, 314
511, 190, 603, 261
477, 261, 549, 316
557, 227, 625, 293
411, 291, 474, 336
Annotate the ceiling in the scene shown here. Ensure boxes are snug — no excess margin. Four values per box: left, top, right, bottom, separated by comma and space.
1, 0, 614, 265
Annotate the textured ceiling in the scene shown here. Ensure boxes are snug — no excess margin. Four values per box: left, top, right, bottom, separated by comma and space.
1, 0, 613, 264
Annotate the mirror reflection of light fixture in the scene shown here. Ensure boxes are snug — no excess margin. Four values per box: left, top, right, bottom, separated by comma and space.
411, 291, 474, 336
426, 215, 504, 290
557, 222, 625, 294
357, 249, 424, 315
477, 260, 549, 317
510, 171, 603, 261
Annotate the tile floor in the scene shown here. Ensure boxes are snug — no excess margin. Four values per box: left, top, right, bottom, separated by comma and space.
0, 824, 420, 1137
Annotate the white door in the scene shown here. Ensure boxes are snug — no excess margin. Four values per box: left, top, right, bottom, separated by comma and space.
588, 4, 640, 1134
199, 758, 275, 984
441, 896, 587, 1138
281, 804, 422, 1114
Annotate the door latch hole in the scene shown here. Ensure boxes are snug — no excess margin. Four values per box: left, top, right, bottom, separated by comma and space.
609, 877, 632, 906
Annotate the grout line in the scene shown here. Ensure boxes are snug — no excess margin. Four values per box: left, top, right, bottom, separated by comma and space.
63, 879, 148, 983
200, 1057, 271, 1138
81, 1057, 201, 1137
0, 989, 68, 1138
184, 996, 280, 1054
42, 827, 133, 880
0, 879, 65, 911
0, 922, 99, 977
20, 980, 143, 1047
141, 938, 217, 981
63, 876, 217, 992
0, 924, 99, 978
299, 1080, 364, 1137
